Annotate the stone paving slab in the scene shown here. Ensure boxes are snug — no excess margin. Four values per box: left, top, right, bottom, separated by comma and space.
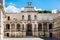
1, 38, 43, 40
1, 37, 60, 40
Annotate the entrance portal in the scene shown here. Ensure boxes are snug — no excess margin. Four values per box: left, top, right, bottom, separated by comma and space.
49, 33, 52, 37
26, 23, 32, 36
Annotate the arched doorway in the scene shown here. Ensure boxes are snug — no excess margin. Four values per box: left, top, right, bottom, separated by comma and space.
49, 23, 52, 37
38, 23, 42, 37
38, 23, 42, 31
49, 33, 52, 37
26, 23, 32, 36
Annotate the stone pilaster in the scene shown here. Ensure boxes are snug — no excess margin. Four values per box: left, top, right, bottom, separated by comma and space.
36, 23, 38, 37
42, 23, 43, 32
15, 23, 16, 38
47, 23, 49, 37
32, 23, 34, 36
20, 24, 23, 37
23, 23, 26, 37
10, 24, 11, 37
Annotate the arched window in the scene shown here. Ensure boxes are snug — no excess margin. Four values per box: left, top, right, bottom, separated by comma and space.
49, 23, 52, 29
28, 15, 31, 20
17, 24, 20, 31
38, 23, 42, 31
6, 24, 10, 30
8, 16, 10, 20
22, 15, 24, 20
34, 15, 37, 20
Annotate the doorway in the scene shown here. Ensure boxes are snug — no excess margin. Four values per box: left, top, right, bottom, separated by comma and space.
26, 23, 32, 36
49, 33, 52, 37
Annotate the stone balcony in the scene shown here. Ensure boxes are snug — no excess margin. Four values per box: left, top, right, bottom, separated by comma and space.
4, 19, 53, 24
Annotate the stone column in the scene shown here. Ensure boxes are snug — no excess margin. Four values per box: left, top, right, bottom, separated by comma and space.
34, 23, 38, 37
42, 23, 43, 32
24, 23, 26, 37
47, 23, 49, 32
36, 23, 38, 37
10, 24, 11, 38
20, 24, 22, 37
47, 22, 49, 37
32, 23, 34, 37
23, 23, 26, 37
25, 23, 27, 37
15, 23, 16, 38
41, 23, 44, 37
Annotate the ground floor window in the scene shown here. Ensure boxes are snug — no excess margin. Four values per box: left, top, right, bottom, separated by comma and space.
6, 33, 9, 37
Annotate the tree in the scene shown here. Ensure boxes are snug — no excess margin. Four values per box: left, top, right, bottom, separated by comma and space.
38, 10, 51, 13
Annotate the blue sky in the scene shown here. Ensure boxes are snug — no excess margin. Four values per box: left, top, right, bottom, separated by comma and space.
5, 0, 60, 10
5, 0, 60, 11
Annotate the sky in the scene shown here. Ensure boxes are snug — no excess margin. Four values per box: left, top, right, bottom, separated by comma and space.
4, 0, 60, 13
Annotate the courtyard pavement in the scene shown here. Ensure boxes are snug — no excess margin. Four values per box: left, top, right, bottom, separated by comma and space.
0, 37, 60, 40
1, 38, 43, 40
41, 37, 60, 40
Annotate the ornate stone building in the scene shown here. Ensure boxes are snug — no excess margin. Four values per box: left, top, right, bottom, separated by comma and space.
53, 13, 60, 38
1, 2, 60, 39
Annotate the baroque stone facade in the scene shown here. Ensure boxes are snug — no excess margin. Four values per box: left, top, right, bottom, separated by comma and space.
53, 13, 60, 38
0, 2, 60, 39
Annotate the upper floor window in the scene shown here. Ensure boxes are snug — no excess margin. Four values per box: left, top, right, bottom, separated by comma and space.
6, 24, 10, 30
28, 15, 31, 20
22, 15, 24, 20
34, 15, 37, 20
8, 16, 10, 20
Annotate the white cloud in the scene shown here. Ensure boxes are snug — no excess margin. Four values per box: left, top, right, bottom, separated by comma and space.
34, 7, 42, 11
9, 2, 15, 6
5, 3, 20, 13
52, 9, 57, 13
21, 7, 24, 11
5, 3, 43, 13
